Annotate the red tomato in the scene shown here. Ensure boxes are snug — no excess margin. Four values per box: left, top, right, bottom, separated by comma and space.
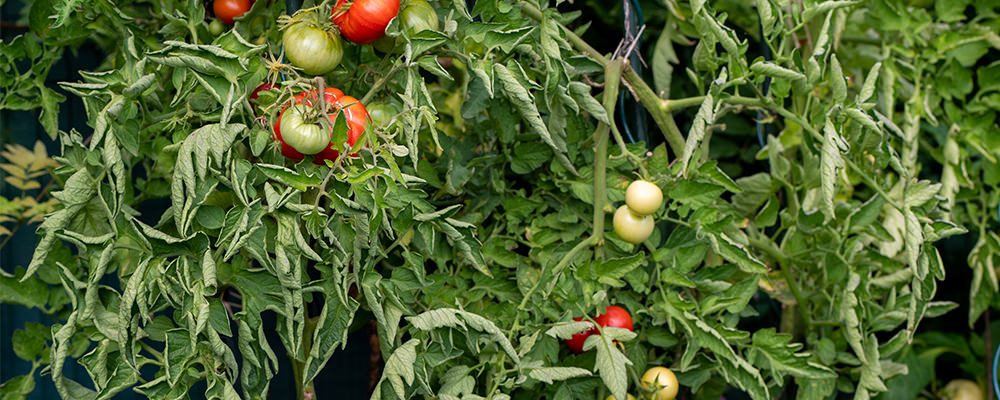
564, 317, 596, 354
213, 0, 250, 25
273, 88, 369, 165
332, 0, 401, 44
595, 306, 633, 331
250, 83, 277, 102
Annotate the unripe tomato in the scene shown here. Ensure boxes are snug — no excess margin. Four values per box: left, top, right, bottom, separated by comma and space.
332, 0, 400, 44
942, 380, 983, 400
278, 106, 333, 155
282, 22, 343, 75
398, 0, 438, 33
613, 205, 654, 244
213, 0, 250, 25
564, 317, 596, 354
208, 19, 227, 36
625, 180, 663, 215
606, 395, 636, 400
366, 103, 400, 129
372, 0, 439, 53
273, 88, 369, 165
641, 367, 679, 400
595, 306, 633, 331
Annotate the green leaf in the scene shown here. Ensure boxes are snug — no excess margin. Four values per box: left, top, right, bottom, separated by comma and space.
372, 339, 419, 400
529, 367, 592, 384
595, 254, 644, 287
751, 329, 837, 379
495, 63, 578, 175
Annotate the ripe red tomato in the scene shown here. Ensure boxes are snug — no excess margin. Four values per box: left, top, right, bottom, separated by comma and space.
283, 22, 344, 75
250, 83, 277, 102
595, 306, 633, 331
273, 88, 369, 165
332, 0, 401, 44
564, 317, 596, 354
213, 0, 250, 25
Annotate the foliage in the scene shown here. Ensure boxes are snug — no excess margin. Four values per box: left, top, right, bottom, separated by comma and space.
0, 0, 994, 399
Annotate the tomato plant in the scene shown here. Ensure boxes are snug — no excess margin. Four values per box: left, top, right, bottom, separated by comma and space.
2, 0, 992, 400
332, 0, 401, 44
213, 0, 250, 25
283, 22, 344, 75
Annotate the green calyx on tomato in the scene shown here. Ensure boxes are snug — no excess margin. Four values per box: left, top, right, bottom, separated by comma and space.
372, 0, 439, 53
332, 0, 400, 44
273, 88, 369, 165
213, 0, 250, 25
613, 205, 654, 244
282, 22, 344, 75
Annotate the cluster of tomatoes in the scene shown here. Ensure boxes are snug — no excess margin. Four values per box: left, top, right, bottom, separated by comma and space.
565, 306, 680, 400
613, 180, 663, 244
230, 0, 436, 164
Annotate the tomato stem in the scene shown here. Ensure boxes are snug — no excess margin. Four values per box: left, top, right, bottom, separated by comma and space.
519, 1, 685, 158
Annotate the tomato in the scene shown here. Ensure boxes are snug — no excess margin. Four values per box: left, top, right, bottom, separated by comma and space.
366, 103, 400, 129
564, 317, 596, 354
398, 0, 438, 33
606, 395, 636, 400
595, 306, 633, 331
213, 0, 250, 25
283, 22, 343, 75
625, 180, 663, 215
332, 0, 400, 44
613, 205, 654, 244
942, 380, 983, 400
273, 88, 369, 165
372, 0, 439, 53
250, 83, 277, 102
208, 19, 227, 36
640, 367, 679, 400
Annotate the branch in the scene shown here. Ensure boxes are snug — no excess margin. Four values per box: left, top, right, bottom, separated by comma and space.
519, 2, 686, 157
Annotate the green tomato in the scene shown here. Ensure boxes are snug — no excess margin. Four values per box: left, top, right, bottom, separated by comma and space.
208, 19, 227, 36
625, 180, 663, 215
278, 105, 333, 155
399, 0, 438, 33
613, 205, 654, 244
373, 0, 439, 53
942, 380, 982, 400
282, 22, 343, 75
366, 103, 400, 129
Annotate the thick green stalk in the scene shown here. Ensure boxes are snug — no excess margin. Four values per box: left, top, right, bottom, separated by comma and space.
519, 1, 685, 157
592, 59, 624, 250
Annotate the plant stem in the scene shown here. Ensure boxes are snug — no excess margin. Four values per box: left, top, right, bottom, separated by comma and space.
519, 1, 686, 157
293, 313, 318, 400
